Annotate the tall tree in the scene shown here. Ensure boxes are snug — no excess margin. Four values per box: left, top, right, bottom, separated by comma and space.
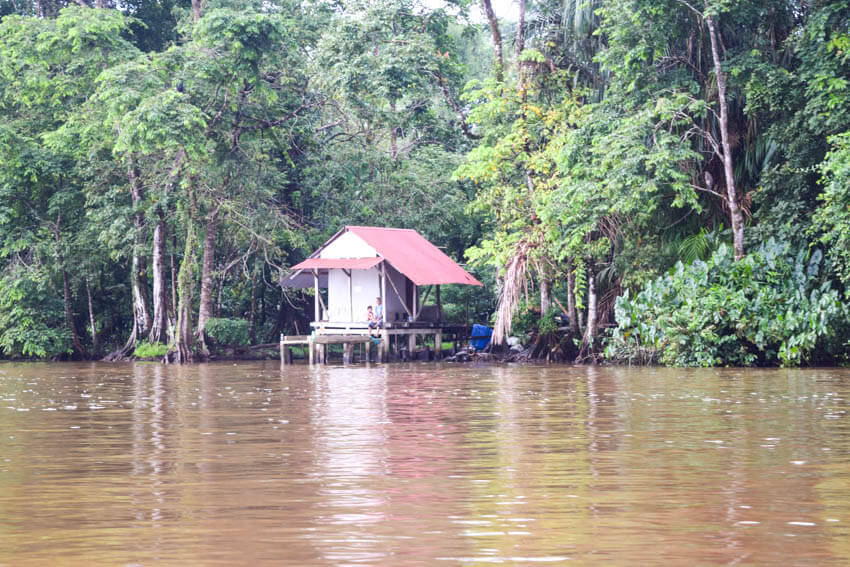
0, 6, 139, 358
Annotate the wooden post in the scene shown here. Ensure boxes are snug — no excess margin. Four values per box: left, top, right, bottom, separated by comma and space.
279, 332, 284, 362
436, 284, 442, 322
308, 336, 315, 365
313, 269, 320, 323
343, 342, 352, 364
346, 269, 353, 322
413, 285, 419, 321
380, 261, 388, 322
381, 330, 390, 362
435, 331, 442, 360
408, 333, 416, 357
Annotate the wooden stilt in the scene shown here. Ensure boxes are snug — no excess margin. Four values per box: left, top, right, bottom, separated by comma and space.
343, 342, 352, 364
381, 330, 390, 362
435, 331, 442, 360
313, 270, 320, 322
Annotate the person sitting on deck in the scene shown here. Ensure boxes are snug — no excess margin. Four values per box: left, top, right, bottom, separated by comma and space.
369, 297, 384, 337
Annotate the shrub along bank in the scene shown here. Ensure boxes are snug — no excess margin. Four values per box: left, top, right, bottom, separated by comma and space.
605, 241, 849, 367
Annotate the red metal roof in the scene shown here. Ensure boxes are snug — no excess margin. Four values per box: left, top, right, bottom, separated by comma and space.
345, 226, 482, 286
290, 257, 383, 271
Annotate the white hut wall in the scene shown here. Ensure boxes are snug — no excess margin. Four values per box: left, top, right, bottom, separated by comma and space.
327, 267, 381, 322
353, 268, 380, 322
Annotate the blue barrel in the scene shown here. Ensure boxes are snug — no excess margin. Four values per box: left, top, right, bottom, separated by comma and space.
470, 324, 492, 350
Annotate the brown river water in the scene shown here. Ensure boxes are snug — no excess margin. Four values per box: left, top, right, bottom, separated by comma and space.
0, 362, 848, 566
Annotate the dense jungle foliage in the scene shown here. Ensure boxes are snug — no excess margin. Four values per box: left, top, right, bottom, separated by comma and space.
0, 0, 847, 366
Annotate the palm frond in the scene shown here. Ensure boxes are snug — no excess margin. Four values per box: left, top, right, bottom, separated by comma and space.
492, 237, 533, 344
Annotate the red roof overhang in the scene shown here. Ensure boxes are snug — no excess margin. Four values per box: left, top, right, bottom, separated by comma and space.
346, 226, 482, 286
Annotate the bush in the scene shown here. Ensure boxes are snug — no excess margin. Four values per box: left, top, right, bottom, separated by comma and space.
0, 265, 71, 359
505, 302, 540, 341
133, 342, 169, 359
606, 240, 849, 367
204, 318, 250, 346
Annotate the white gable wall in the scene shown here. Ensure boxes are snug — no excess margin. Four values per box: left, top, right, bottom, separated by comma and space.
320, 231, 377, 259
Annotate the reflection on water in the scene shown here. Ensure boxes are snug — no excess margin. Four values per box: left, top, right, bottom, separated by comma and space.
0, 362, 848, 565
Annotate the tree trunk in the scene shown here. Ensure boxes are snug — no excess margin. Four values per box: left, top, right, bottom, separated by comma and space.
173, 219, 196, 364
516, 0, 526, 58
156, 148, 186, 345
215, 264, 227, 318
480, 0, 503, 82
517, 0, 529, 98
107, 257, 147, 361
85, 275, 99, 355
107, 322, 137, 362
567, 263, 579, 336
170, 233, 178, 335
54, 216, 85, 358
586, 269, 597, 340
196, 207, 219, 358
575, 264, 597, 363
706, 13, 745, 260
129, 160, 151, 338
107, 159, 150, 360
171, 186, 199, 364
259, 272, 266, 334
539, 274, 551, 316
130, 250, 151, 338
248, 258, 258, 344
148, 215, 169, 344
191, 0, 203, 22
62, 267, 86, 357
389, 99, 399, 160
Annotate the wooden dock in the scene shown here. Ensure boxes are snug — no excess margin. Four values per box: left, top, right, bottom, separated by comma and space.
280, 334, 376, 364
280, 324, 472, 365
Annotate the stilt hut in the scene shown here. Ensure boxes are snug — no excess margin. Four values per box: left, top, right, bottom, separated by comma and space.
281, 226, 482, 362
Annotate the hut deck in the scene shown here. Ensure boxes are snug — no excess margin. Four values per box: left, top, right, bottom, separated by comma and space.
282, 323, 473, 364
